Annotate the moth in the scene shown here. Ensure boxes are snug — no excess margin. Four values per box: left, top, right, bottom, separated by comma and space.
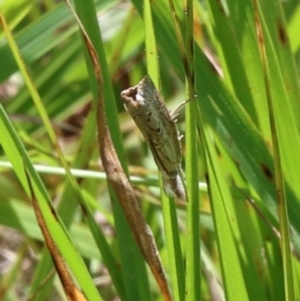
121, 76, 186, 201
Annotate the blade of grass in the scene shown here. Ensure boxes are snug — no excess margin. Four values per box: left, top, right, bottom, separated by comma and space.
70, 1, 174, 299
194, 45, 300, 249
130, 1, 300, 249
203, 126, 249, 301
67, 1, 152, 300
1, 6, 126, 300
253, 1, 295, 299
0, 0, 33, 30
29, 112, 99, 300
183, 0, 201, 299
288, 4, 300, 53
206, 0, 271, 139
0, 103, 102, 300
257, 0, 300, 208
144, 1, 185, 300
25, 169, 87, 301
144, 0, 159, 84
0, 0, 118, 83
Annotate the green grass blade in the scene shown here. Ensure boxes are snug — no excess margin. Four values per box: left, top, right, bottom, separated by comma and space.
182, 0, 201, 299
254, 1, 296, 299
0, 104, 102, 300
71, 1, 151, 300
204, 127, 249, 301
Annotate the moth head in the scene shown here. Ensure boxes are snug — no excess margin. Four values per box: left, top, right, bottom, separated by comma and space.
121, 85, 145, 109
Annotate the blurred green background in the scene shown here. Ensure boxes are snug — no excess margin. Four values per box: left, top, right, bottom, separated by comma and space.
1, 0, 300, 300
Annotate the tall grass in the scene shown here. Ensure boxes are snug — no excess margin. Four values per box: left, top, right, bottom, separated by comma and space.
0, 0, 300, 300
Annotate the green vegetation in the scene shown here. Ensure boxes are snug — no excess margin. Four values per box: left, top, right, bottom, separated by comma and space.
1, 0, 300, 300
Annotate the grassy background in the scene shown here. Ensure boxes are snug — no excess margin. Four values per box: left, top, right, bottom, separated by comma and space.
1, 0, 300, 300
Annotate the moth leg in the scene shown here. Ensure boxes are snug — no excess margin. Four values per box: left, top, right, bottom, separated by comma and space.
170, 98, 192, 120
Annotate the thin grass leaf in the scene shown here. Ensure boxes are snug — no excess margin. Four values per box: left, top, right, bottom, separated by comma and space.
183, 0, 201, 298
254, 1, 295, 299
68, 1, 153, 300
143, 2, 185, 300
71, 1, 175, 300
25, 169, 88, 301
0, 103, 102, 300
1, 1, 300, 300
204, 127, 249, 301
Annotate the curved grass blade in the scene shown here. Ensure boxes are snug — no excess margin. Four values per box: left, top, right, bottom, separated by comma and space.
253, 1, 295, 299
0, 103, 102, 300
66, 1, 173, 299
25, 169, 87, 301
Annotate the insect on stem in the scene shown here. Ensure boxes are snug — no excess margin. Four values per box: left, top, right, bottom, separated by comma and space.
121, 76, 187, 201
